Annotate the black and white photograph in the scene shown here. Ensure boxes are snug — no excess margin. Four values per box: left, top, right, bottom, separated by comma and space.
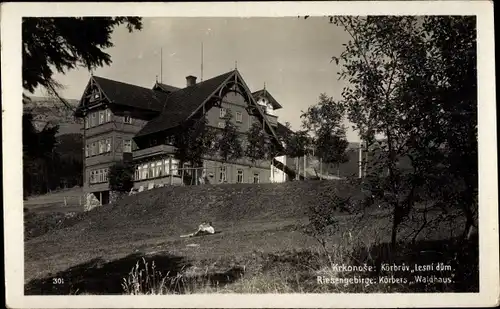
2, 1, 498, 308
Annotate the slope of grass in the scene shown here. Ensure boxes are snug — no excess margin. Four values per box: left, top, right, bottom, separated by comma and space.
24, 181, 363, 281
25, 180, 475, 294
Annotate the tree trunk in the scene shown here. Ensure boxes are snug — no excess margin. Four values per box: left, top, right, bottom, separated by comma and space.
390, 208, 399, 251
295, 157, 299, 180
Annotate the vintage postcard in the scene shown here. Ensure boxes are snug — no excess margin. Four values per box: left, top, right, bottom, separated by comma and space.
2, 1, 498, 308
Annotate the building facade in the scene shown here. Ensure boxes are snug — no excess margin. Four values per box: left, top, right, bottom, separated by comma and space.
75, 69, 295, 206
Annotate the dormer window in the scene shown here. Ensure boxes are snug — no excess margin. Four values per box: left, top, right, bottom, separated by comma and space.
123, 115, 133, 124
220, 107, 227, 118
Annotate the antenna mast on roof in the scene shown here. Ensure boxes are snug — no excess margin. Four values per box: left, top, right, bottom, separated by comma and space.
201, 42, 204, 82
160, 47, 163, 83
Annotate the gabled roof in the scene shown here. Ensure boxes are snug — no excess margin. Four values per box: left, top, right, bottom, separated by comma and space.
252, 89, 282, 109
135, 70, 236, 137
92, 76, 169, 112
153, 82, 181, 93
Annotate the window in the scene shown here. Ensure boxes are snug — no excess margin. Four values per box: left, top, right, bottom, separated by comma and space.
171, 160, 179, 176
253, 172, 260, 184
148, 162, 155, 178
91, 113, 97, 127
85, 145, 89, 157
99, 140, 105, 154
84, 116, 89, 129
90, 142, 97, 156
141, 164, 148, 179
99, 111, 105, 124
124, 115, 133, 124
155, 161, 162, 178
237, 169, 244, 183
163, 158, 170, 175
219, 166, 227, 183
106, 138, 111, 153
135, 166, 140, 181
124, 140, 132, 153
218, 122, 225, 128
106, 109, 112, 122
236, 112, 243, 123
220, 107, 227, 118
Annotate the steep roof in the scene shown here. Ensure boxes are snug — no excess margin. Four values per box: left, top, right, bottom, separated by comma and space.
93, 76, 169, 112
276, 122, 294, 138
154, 82, 181, 93
136, 70, 236, 137
252, 89, 282, 109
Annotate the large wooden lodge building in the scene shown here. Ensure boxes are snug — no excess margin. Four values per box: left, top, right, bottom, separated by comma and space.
75, 69, 297, 206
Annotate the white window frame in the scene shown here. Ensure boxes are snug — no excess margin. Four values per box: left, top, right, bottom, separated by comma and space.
253, 172, 260, 184
84, 116, 89, 129
218, 122, 225, 128
171, 160, 179, 176
135, 166, 140, 181
220, 107, 227, 118
155, 161, 162, 178
219, 166, 227, 183
124, 115, 133, 124
106, 109, 112, 122
236, 112, 243, 123
124, 140, 132, 153
99, 111, 105, 124
237, 169, 244, 183
106, 138, 111, 153
163, 159, 170, 175
148, 162, 155, 178
85, 145, 89, 157
98, 140, 104, 154
91, 113, 97, 127
141, 164, 148, 179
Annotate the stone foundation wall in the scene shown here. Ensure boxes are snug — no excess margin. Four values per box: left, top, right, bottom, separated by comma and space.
83, 193, 101, 212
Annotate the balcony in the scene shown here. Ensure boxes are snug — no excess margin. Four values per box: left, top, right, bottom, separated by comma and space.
133, 144, 176, 160
266, 114, 278, 126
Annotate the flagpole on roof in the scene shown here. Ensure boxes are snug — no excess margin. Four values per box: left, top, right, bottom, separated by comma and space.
201, 42, 204, 82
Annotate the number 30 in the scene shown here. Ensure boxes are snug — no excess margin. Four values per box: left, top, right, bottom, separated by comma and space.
52, 278, 64, 284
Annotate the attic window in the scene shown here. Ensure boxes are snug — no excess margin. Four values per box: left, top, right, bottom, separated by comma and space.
90, 89, 100, 102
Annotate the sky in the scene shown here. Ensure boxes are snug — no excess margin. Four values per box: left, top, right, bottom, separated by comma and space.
34, 17, 360, 142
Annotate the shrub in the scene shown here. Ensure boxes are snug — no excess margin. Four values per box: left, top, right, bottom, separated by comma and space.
108, 161, 134, 193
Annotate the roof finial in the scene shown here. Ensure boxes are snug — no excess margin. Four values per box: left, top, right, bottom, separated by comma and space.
156, 75, 158, 83
90, 69, 94, 77
235, 60, 238, 70
264, 82, 266, 90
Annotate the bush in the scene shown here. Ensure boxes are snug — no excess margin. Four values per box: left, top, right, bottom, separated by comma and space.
108, 161, 134, 193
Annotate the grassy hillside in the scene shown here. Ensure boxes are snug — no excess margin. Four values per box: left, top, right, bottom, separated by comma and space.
24, 182, 363, 279
24, 180, 474, 294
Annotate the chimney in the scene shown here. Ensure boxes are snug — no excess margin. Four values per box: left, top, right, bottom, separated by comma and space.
186, 75, 197, 87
